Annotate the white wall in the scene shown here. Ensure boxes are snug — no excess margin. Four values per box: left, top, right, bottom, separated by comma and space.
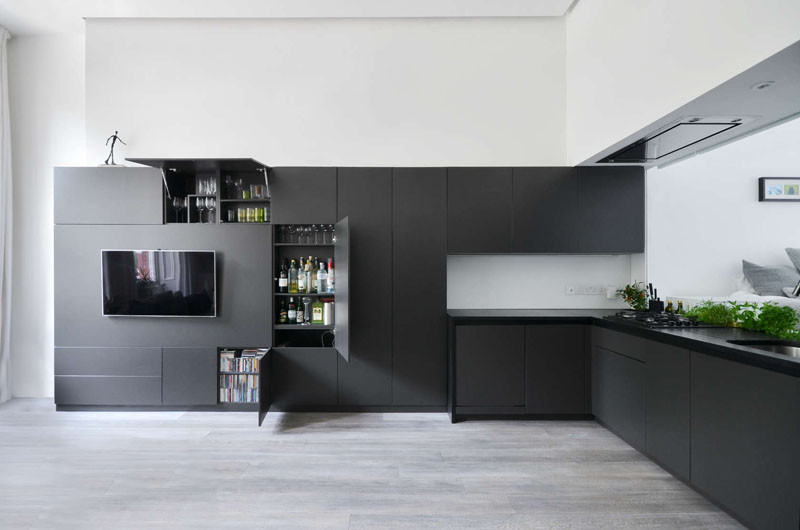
648, 116, 800, 298
447, 254, 638, 309
8, 35, 85, 397
85, 17, 566, 166
565, 0, 800, 165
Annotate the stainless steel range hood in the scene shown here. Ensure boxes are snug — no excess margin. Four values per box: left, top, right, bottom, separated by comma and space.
598, 116, 758, 163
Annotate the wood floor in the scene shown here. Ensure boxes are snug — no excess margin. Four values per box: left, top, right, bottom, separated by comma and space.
0, 399, 742, 530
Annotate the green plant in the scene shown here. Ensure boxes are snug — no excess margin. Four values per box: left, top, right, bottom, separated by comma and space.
683, 300, 737, 326
616, 282, 648, 311
686, 300, 800, 340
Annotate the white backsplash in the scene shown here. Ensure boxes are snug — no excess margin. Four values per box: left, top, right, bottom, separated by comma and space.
447, 254, 644, 309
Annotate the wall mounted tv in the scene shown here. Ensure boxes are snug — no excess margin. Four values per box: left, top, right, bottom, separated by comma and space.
101, 250, 217, 317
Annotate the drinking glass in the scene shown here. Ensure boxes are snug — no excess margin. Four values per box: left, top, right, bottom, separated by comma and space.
208, 177, 217, 196
331, 225, 336, 244
195, 197, 205, 223
205, 197, 216, 224
303, 225, 313, 244
172, 196, 184, 223
321, 224, 330, 244
312, 225, 321, 244
298, 225, 306, 244
224, 175, 233, 199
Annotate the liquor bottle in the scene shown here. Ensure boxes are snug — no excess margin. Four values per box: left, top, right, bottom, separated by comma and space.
288, 260, 298, 293
305, 256, 314, 294
311, 299, 324, 324
278, 298, 288, 324
327, 258, 335, 293
278, 260, 288, 293
287, 297, 297, 323
677, 300, 684, 314
316, 262, 327, 294
296, 258, 306, 294
295, 297, 304, 324
666, 300, 674, 313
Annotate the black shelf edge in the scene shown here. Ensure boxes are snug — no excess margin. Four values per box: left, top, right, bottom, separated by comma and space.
274, 243, 334, 247
274, 292, 335, 297
274, 324, 334, 330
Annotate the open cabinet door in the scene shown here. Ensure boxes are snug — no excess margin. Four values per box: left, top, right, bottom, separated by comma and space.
334, 217, 350, 361
257, 349, 271, 426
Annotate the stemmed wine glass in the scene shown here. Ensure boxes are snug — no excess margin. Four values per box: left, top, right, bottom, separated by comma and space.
286, 225, 297, 243
205, 197, 216, 224
195, 197, 206, 223
172, 196, 185, 223
303, 225, 313, 244
312, 224, 321, 244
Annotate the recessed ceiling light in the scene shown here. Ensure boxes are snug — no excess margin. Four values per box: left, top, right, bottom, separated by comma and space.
751, 81, 776, 91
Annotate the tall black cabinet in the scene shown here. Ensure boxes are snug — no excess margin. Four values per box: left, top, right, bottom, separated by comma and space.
337, 168, 394, 405
392, 168, 447, 406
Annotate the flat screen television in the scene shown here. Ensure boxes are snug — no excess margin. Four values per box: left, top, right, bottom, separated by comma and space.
102, 250, 216, 317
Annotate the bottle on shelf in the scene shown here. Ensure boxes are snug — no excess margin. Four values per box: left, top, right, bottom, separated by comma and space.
327, 258, 335, 293
296, 258, 306, 294
311, 299, 324, 324
288, 260, 299, 294
295, 297, 304, 324
278, 260, 288, 293
278, 298, 288, 324
677, 300, 684, 314
305, 256, 314, 294
287, 297, 297, 323
316, 261, 327, 294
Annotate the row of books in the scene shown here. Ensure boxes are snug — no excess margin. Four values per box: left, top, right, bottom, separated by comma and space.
219, 348, 267, 373
219, 374, 259, 403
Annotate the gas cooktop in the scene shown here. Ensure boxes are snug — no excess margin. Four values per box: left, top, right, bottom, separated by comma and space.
604, 311, 722, 329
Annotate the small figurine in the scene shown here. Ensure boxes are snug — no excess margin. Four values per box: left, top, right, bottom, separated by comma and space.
104, 131, 126, 165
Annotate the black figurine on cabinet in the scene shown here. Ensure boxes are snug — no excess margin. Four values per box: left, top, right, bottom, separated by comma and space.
104, 131, 126, 166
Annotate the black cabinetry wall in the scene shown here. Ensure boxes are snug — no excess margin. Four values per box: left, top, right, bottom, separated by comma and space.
392, 168, 447, 406
336, 168, 394, 406
270, 167, 338, 224
448, 166, 644, 254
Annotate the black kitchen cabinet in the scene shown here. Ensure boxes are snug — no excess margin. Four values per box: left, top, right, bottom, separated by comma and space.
270, 348, 338, 409
577, 167, 644, 253
447, 167, 513, 253
392, 168, 447, 406
270, 167, 337, 224
591, 346, 645, 450
644, 342, 690, 480
525, 325, 586, 413
512, 168, 579, 253
336, 168, 393, 405
691, 352, 800, 530
455, 325, 525, 408
162, 347, 218, 406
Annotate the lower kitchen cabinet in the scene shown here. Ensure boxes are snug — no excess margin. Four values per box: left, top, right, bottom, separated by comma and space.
591, 345, 645, 450
271, 348, 338, 409
162, 347, 218, 406
644, 342, 690, 480
691, 352, 800, 530
455, 325, 525, 410
525, 325, 586, 414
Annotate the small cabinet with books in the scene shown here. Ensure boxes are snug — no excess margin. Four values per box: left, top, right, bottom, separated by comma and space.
218, 347, 271, 424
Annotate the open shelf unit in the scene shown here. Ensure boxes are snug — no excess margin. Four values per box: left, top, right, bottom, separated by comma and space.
218, 347, 268, 405
126, 158, 272, 225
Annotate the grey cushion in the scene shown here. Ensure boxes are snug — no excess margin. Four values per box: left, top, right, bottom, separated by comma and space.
786, 248, 800, 273
742, 260, 800, 296
782, 287, 799, 298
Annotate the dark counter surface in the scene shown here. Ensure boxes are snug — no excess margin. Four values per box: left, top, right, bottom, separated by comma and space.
448, 309, 800, 377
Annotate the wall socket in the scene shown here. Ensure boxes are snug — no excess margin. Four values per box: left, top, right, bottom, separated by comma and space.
566, 285, 618, 298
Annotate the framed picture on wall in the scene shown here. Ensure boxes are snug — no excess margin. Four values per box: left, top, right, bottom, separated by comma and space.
759, 177, 800, 202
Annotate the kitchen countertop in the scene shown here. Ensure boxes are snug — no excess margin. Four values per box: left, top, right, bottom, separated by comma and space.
447, 309, 800, 377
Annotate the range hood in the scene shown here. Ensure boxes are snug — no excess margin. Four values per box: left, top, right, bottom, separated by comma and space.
598, 116, 758, 163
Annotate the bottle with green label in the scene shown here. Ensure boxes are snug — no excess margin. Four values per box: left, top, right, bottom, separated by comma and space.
311, 300, 324, 324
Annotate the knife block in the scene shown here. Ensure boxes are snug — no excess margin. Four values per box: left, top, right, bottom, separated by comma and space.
649, 300, 665, 312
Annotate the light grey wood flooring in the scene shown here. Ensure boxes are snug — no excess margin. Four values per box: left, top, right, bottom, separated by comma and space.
0, 399, 742, 529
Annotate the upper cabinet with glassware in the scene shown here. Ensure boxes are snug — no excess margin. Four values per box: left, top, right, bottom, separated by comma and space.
126, 158, 271, 225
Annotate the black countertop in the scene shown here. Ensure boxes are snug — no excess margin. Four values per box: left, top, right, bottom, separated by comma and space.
447, 309, 800, 377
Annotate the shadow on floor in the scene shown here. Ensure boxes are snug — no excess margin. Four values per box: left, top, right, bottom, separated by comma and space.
271, 411, 362, 432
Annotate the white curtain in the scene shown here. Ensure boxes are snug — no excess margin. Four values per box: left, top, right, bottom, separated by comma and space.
0, 27, 12, 404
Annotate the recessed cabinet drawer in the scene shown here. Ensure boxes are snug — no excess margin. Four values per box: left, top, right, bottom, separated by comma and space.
55, 347, 162, 376
55, 376, 162, 406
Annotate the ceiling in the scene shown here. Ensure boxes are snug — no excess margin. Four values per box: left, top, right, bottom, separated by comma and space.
0, 0, 576, 36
